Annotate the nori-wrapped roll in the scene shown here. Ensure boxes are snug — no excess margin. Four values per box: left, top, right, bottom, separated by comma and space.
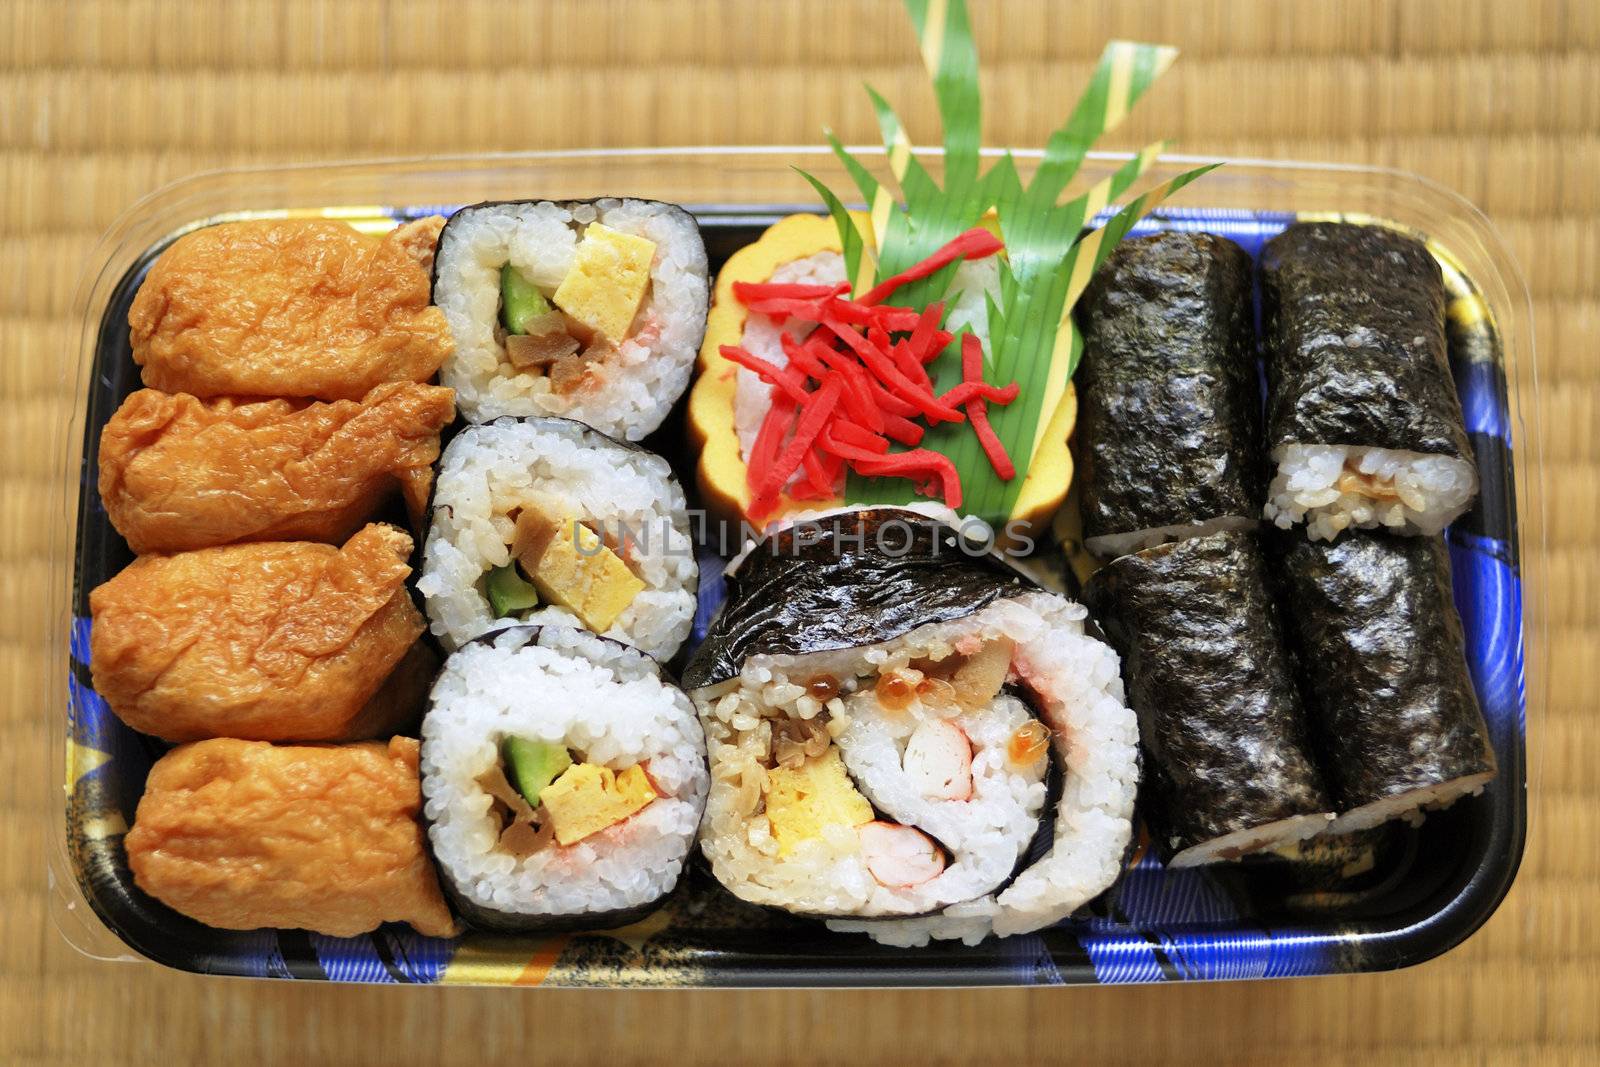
684, 508, 1027, 691
1260, 223, 1478, 541
1275, 530, 1496, 831
1085, 529, 1334, 865
685, 508, 1141, 946
1074, 231, 1263, 557
419, 625, 708, 932
431, 198, 708, 437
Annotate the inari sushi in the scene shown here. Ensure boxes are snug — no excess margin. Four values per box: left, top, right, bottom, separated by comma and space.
1276, 530, 1496, 831
89, 523, 432, 743
419, 418, 698, 660
125, 736, 457, 938
431, 198, 709, 438
98, 383, 455, 553
420, 625, 707, 931
1085, 530, 1335, 865
684, 508, 1139, 946
129, 217, 453, 401
1260, 223, 1478, 540
1075, 231, 1264, 557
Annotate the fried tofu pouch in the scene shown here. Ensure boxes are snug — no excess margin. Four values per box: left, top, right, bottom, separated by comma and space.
128, 218, 454, 401
89, 524, 428, 742
99, 383, 456, 553
126, 737, 458, 938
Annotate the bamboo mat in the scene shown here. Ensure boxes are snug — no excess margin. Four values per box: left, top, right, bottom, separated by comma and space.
2, 2, 1595, 1064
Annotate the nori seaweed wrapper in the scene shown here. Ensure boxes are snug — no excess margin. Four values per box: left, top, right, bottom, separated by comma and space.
424, 624, 697, 933
683, 508, 1033, 691
1084, 529, 1331, 858
1260, 222, 1472, 460
1275, 530, 1496, 810
1074, 231, 1263, 543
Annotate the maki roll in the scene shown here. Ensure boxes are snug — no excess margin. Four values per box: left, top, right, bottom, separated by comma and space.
684, 508, 1139, 946
1276, 530, 1497, 831
418, 417, 698, 661
1075, 231, 1263, 557
1260, 223, 1478, 540
419, 625, 708, 931
432, 198, 709, 438
126, 737, 457, 938
1084, 530, 1334, 865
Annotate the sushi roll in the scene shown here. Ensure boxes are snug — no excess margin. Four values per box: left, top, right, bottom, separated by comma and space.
1084, 530, 1335, 865
1275, 530, 1497, 831
684, 508, 1139, 946
1075, 231, 1263, 557
419, 625, 708, 931
130, 217, 453, 402
419, 417, 697, 660
1260, 223, 1478, 540
432, 198, 709, 438
89, 523, 433, 743
125, 737, 458, 938
98, 383, 455, 553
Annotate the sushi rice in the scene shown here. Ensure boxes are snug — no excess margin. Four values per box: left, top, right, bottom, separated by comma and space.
420, 625, 708, 926
418, 417, 698, 660
1085, 514, 1259, 561
432, 198, 709, 439
1265, 443, 1478, 541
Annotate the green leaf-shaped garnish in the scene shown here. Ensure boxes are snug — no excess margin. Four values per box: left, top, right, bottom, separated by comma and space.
812, 0, 1220, 526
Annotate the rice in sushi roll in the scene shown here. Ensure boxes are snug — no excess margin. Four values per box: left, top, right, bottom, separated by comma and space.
418, 417, 698, 661
1260, 223, 1478, 541
420, 625, 708, 930
431, 198, 708, 439
684, 508, 1139, 946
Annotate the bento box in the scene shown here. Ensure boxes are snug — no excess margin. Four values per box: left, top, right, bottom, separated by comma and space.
48, 148, 1540, 987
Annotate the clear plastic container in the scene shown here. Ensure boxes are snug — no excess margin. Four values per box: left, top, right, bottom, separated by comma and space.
49, 149, 1541, 985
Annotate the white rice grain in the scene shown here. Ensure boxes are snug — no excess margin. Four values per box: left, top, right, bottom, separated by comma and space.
1265, 443, 1477, 541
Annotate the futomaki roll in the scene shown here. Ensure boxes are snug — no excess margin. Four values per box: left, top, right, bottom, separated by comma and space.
1085, 530, 1335, 865
418, 417, 697, 661
420, 625, 708, 931
684, 508, 1139, 946
431, 198, 709, 438
1260, 223, 1478, 540
1075, 231, 1264, 557
1275, 530, 1496, 831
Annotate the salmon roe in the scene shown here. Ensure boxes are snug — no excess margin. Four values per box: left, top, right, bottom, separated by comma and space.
1007, 720, 1051, 767
875, 670, 917, 712
806, 674, 841, 702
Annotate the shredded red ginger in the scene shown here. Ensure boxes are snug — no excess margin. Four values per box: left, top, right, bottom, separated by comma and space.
722, 227, 1018, 521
